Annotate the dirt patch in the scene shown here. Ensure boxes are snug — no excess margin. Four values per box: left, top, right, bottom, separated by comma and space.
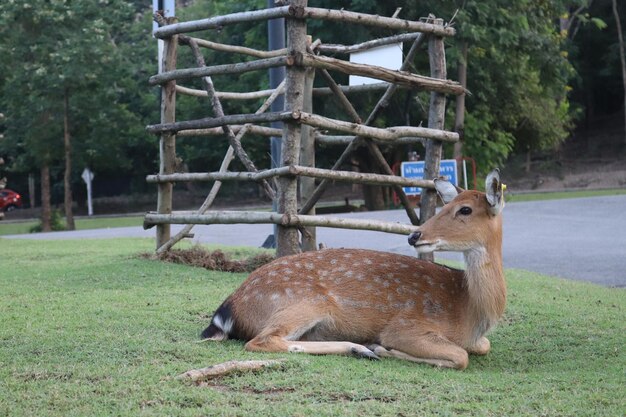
503, 114, 626, 192
145, 246, 275, 273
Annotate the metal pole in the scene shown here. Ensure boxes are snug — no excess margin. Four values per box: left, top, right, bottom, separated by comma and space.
263, 0, 286, 249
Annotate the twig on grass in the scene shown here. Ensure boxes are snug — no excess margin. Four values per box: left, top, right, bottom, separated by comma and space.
177, 360, 286, 383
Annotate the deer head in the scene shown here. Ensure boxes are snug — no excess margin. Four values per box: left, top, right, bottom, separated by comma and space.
408, 169, 505, 253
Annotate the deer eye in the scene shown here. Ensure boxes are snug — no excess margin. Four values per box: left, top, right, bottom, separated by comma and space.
458, 206, 472, 216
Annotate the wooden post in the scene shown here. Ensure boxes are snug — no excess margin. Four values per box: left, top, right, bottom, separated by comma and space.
277, 0, 307, 257
419, 19, 447, 261
300, 41, 316, 251
156, 17, 178, 249
453, 42, 467, 160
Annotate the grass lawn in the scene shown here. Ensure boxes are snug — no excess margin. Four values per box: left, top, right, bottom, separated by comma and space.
0, 215, 144, 236
0, 238, 623, 416
506, 188, 626, 202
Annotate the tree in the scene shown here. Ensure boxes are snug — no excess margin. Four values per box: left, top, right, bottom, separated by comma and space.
611, 0, 626, 143
0, 0, 151, 226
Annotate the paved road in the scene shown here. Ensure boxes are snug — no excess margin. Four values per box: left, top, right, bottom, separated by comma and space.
3, 195, 625, 287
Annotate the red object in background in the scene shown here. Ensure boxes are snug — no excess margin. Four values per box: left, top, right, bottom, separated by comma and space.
0, 189, 23, 212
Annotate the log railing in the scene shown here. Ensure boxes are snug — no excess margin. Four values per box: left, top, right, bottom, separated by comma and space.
147, 5, 461, 255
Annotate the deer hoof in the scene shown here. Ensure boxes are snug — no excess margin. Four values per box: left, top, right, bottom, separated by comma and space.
351, 346, 380, 361
367, 344, 390, 357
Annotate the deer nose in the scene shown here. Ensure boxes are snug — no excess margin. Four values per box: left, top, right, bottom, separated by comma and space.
408, 231, 421, 246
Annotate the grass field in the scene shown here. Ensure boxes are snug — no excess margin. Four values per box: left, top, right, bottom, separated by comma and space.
506, 188, 626, 202
0, 238, 623, 416
0, 215, 144, 236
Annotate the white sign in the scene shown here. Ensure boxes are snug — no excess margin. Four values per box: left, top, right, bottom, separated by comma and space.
349, 43, 402, 86
81, 168, 94, 216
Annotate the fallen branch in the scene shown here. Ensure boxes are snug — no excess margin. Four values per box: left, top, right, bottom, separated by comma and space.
177, 360, 286, 383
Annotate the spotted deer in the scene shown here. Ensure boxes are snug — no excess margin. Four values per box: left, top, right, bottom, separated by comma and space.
202, 169, 506, 369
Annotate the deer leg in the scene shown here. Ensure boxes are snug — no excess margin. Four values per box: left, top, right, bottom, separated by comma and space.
467, 337, 490, 355
246, 336, 379, 360
243, 305, 379, 360
285, 341, 379, 359
374, 332, 469, 369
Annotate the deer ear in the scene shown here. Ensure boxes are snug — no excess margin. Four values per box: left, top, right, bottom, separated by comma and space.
434, 178, 459, 204
485, 169, 505, 216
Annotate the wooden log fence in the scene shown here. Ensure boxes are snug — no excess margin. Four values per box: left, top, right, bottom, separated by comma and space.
318, 32, 421, 54
144, 211, 417, 236
155, 80, 287, 254
146, 111, 294, 134
147, 6, 460, 256
146, 165, 435, 189
155, 16, 178, 249
297, 112, 459, 142
175, 82, 395, 101
297, 32, 428, 219
298, 53, 465, 95
153, 6, 455, 38
148, 55, 292, 86
176, 124, 282, 138
148, 110, 458, 143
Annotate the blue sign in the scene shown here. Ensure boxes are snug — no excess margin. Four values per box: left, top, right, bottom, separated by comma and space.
401, 159, 458, 195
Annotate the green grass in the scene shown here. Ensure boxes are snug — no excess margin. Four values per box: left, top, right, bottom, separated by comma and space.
507, 188, 626, 202
0, 215, 143, 236
0, 238, 623, 416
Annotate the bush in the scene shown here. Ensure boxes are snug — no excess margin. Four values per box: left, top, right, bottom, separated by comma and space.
29, 209, 67, 233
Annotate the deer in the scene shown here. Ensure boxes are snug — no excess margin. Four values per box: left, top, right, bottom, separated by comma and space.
201, 169, 506, 369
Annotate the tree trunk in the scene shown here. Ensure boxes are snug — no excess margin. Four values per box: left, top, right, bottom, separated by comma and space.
41, 163, 52, 232
612, 0, 626, 144
63, 87, 75, 230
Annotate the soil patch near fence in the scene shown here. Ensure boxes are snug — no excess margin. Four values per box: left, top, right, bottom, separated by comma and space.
144, 246, 275, 273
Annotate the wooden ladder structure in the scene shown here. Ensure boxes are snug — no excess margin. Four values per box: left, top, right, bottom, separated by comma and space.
145, 1, 464, 258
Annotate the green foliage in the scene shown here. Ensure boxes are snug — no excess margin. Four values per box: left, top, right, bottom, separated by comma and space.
0, 0, 614, 198
0, 0, 158, 192
0, 238, 623, 416
28, 209, 66, 233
